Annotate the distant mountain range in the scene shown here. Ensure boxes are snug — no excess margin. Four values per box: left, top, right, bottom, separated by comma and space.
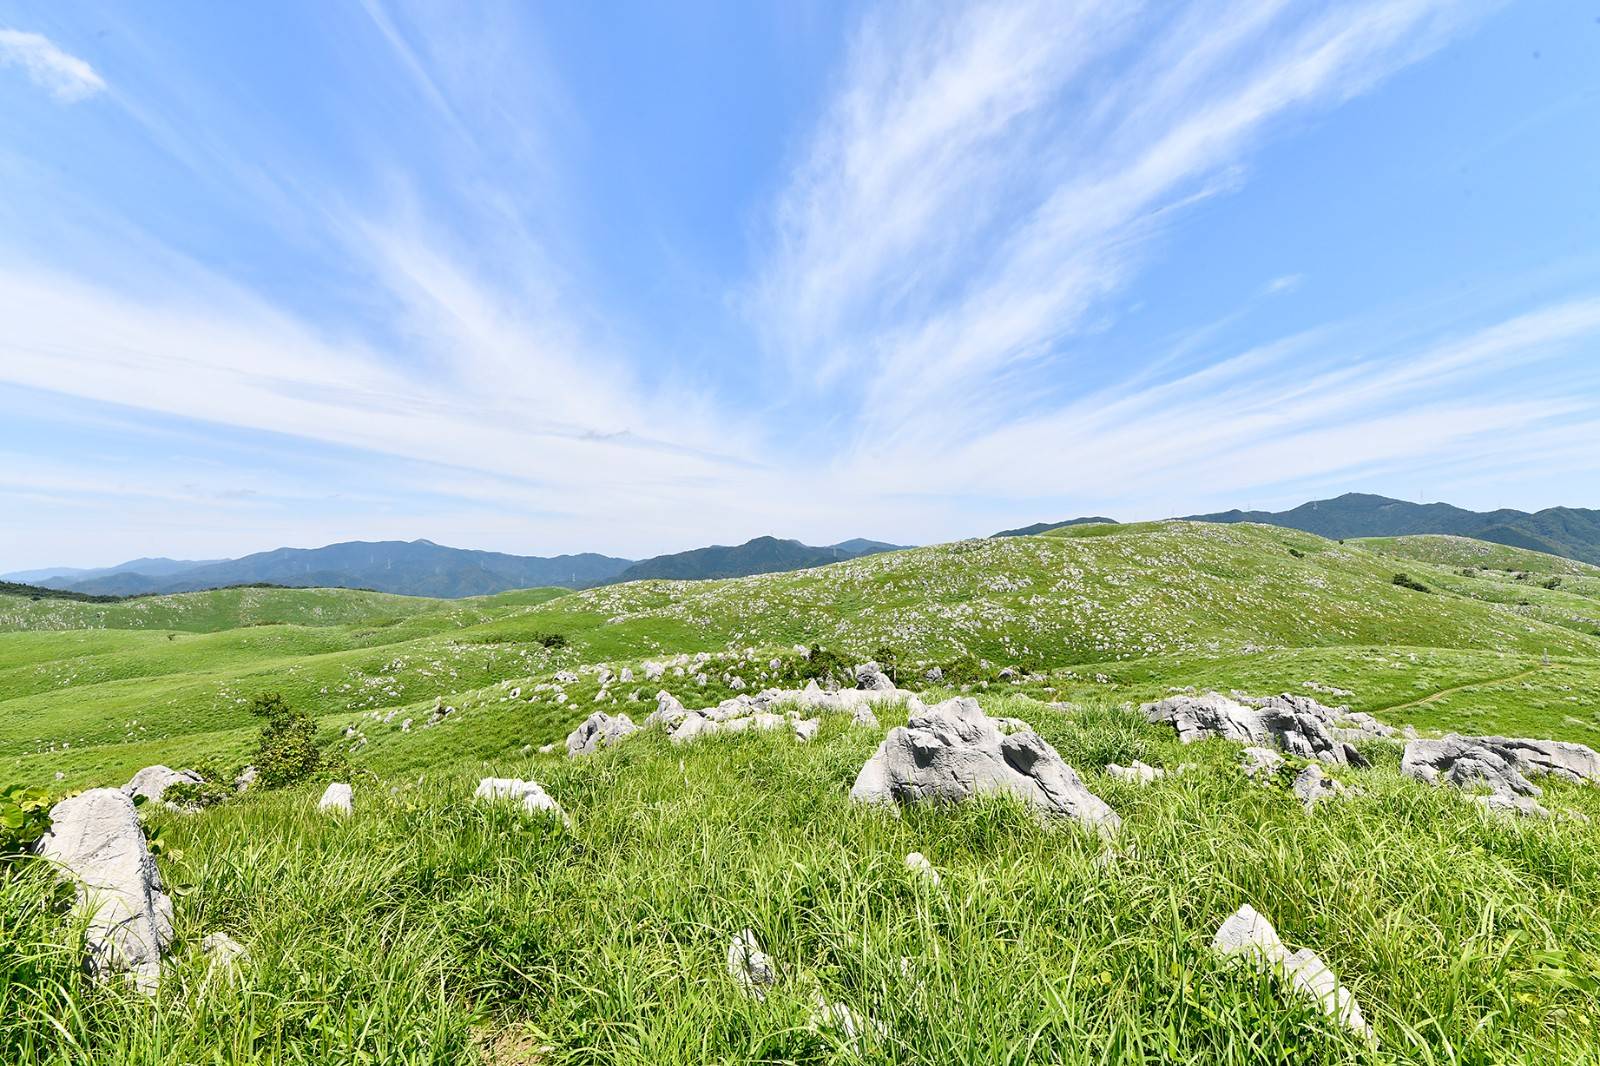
991, 517, 1118, 538
12, 492, 1598, 601
1185, 493, 1600, 565
4, 535, 907, 600
611, 536, 902, 582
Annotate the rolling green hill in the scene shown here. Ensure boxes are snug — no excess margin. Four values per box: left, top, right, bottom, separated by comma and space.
7, 521, 1600, 788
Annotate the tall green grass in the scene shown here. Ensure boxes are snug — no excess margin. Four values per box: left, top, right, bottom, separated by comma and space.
6, 700, 1597, 1064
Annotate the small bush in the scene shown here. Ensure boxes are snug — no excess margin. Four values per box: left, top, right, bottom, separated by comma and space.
533, 632, 568, 650
162, 780, 232, 810
1288, 548, 1304, 559
1392, 573, 1430, 593
249, 692, 321, 789
871, 645, 899, 684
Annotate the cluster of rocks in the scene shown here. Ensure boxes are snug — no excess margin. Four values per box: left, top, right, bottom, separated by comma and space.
1401, 734, 1600, 817
561, 665, 920, 756
849, 696, 1120, 836
1141, 692, 1384, 767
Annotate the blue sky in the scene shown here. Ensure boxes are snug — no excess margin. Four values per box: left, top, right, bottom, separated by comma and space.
2, 1, 1599, 568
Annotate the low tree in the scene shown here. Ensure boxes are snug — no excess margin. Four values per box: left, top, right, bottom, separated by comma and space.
249, 692, 321, 789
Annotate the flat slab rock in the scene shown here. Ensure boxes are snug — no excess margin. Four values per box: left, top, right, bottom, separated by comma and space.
1142, 693, 1369, 767
37, 788, 174, 992
1213, 904, 1373, 1044
850, 697, 1119, 835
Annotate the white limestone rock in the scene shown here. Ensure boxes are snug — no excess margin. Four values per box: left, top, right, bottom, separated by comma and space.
318, 782, 353, 816
37, 788, 174, 992
1106, 760, 1164, 786
1213, 904, 1372, 1043
474, 777, 566, 820
121, 765, 203, 808
565, 711, 638, 756
849, 697, 1119, 835
726, 928, 777, 999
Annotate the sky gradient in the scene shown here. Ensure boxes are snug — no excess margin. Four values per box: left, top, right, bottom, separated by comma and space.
3, 1, 1599, 569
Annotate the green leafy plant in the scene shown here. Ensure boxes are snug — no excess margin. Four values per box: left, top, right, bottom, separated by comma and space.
249, 691, 322, 789
1, 783, 52, 862
533, 632, 568, 649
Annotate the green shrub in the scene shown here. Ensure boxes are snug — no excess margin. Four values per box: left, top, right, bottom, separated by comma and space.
1392, 572, 1430, 593
0, 783, 52, 862
162, 780, 232, 810
533, 632, 568, 649
249, 692, 321, 789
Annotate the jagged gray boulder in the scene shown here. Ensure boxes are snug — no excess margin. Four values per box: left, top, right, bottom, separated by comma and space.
849, 697, 1119, 835
233, 766, 258, 793
1213, 904, 1372, 1043
565, 711, 638, 756
855, 662, 895, 691
1402, 736, 1539, 797
1398, 734, 1585, 817
1249, 694, 1396, 744
36, 788, 174, 992
121, 765, 203, 807
1474, 736, 1600, 784
1143, 693, 1368, 767
318, 782, 353, 815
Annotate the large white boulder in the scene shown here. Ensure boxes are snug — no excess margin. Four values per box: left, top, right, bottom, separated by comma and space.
849, 697, 1119, 835
36, 788, 174, 992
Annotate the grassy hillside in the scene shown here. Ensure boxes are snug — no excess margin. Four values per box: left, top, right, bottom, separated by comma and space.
9, 521, 1600, 788
7, 522, 1600, 1063
6, 698, 1599, 1064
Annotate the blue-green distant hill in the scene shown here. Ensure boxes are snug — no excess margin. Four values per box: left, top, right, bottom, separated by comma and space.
1187, 493, 1600, 565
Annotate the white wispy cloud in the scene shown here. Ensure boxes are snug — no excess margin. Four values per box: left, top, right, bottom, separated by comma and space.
753, 0, 1494, 449
0, 29, 105, 102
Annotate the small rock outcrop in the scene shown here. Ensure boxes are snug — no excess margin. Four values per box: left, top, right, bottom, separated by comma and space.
855, 662, 895, 691
474, 777, 566, 820
1399, 735, 1568, 817
1143, 694, 1368, 767
201, 932, 248, 970
318, 782, 353, 815
1292, 764, 1352, 810
904, 851, 940, 885
1213, 904, 1372, 1043
1241, 746, 1285, 779
1106, 760, 1164, 786
36, 788, 174, 991
565, 711, 638, 756
121, 765, 203, 807
726, 928, 777, 999
849, 697, 1119, 835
